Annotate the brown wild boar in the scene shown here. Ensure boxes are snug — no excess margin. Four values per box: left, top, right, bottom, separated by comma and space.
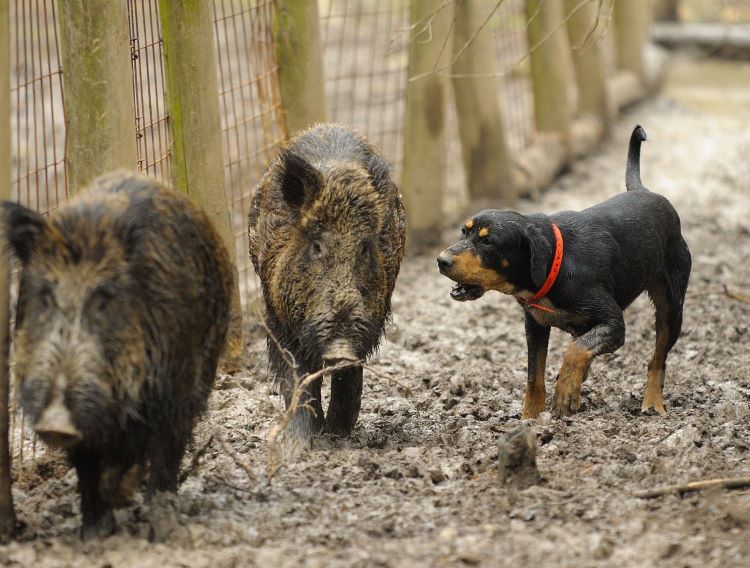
1, 171, 233, 539
248, 123, 406, 442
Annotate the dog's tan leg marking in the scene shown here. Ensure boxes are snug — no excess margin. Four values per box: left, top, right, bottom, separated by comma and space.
643, 304, 669, 415
522, 347, 547, 419
552, 343, 593, 418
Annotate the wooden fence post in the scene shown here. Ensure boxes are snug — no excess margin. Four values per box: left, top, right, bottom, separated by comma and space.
653, 0, 679, 21
564, 0, 613, 136
402, 0, 453, 250
613, 0, 650, 83
0, 0, 15, 539
451, 0, 515, 203
159, 0, 244, 367
58, 0, 138, 193
273, 0, 327, 136
525, 0, 573, 142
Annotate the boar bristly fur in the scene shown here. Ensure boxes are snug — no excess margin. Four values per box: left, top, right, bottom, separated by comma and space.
2, 171, 233, 539
249, 124, 406, 442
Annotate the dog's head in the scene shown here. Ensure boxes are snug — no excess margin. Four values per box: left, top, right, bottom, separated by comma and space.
437, 210, 552, 302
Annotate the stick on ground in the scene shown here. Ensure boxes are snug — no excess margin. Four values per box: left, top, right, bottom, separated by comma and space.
213, 426, 257, 483
723, 284, 750, 304
266, 359, 364, 480
634, 476, 750, 499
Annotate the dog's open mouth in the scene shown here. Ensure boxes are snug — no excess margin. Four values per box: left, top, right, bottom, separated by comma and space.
450, 283, 485, 302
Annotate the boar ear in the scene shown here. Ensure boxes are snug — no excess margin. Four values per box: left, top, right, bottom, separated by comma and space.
1, 201, 48, 264
366, 153, 394, 195
277, 149, 321, 208
524, 224, 552, 289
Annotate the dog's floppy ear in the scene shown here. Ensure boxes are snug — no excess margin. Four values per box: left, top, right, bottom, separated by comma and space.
524, 225, 552, 289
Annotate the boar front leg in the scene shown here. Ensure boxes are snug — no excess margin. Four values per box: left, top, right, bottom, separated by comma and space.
324, 365, 363, 437
71, 450, 116, 540
284, 374, 324, 444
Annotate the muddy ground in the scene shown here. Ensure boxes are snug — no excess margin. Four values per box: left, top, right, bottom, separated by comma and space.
2, 55, 750, 567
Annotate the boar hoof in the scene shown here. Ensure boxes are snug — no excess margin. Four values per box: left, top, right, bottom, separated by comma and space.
148, 491, 180, 543
80, 510, 115, 540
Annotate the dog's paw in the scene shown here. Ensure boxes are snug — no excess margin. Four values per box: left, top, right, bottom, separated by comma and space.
641, 396, 666, 416
551, 376, 582, 418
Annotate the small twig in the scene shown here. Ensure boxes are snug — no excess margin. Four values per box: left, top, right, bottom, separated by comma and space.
179, 434, 214, 484
723, 284, 750, 304
409, 0, 597, 82
266, 359, 364, 480
364, 365, 414, 397
634, 476, 750, 499
213, 426, 257, 483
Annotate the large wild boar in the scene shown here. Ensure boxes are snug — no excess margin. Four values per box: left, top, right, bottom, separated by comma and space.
1, 171, 233, 538
248, 123, 406, 442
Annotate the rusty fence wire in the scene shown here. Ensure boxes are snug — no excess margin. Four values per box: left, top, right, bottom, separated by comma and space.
212, 0, 286, 306
128, 0, 171, 182
10, 0, 66, 214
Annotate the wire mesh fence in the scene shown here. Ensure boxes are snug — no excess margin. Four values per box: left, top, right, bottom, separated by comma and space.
492, 0, 534, 155
318, 0, 538, 219
128, 0, 171, 182
212, 0, 286, 305
8, 0, 67, 469
10, 0, 66, 214
319, 0, 410, 179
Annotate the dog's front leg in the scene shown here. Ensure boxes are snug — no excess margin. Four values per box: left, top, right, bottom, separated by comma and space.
523, 313, 550, 419
552, 307, 625, 418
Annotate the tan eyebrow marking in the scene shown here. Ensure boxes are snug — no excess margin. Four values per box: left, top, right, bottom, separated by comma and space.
465, 219, 474, 230
479, 227, 489, 237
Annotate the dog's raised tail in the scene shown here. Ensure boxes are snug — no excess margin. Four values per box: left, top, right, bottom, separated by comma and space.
626, 125, 647, 191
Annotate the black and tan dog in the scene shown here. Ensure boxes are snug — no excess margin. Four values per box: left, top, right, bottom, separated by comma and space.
437, 126, 691, 419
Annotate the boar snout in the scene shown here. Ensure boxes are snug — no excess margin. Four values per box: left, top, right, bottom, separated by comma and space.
34, 394, 82, 449
322, 339, 358, 366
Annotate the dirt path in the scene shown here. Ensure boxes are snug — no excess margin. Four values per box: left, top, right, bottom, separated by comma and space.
4, 56, 750, 567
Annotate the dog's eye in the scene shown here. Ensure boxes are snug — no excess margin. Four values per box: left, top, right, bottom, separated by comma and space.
461, 226, 468, 237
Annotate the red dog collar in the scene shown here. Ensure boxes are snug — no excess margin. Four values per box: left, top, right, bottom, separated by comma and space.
516, 223, 563, 313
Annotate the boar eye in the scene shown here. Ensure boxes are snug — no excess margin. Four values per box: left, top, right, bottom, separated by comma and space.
90, 288, 115, 315
359, 239, 373, 257
309, 240, 325, 260
39, 287, 54, 310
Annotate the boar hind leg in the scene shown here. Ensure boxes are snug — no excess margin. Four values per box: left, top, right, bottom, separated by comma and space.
324, 366, 363, 437
71, 450, 116, 540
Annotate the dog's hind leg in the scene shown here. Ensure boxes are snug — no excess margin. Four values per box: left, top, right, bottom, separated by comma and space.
643, 241, 690, 415
523, 313, 550, 419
